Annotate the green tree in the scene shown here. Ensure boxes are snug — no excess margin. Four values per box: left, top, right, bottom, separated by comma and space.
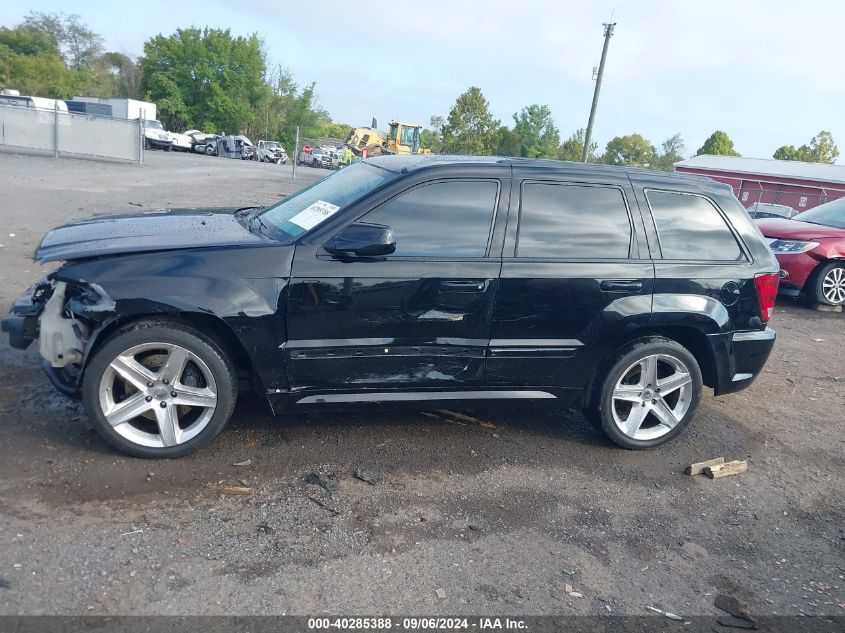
22, 11, 103, 69
512, 104, 559, 158
92, 51, 141, 98
602, 133, 656, 167
557, 128, 597, 162
773, 131, 839, 164
420, 115, 446, 153
495, 125, 520, 156
420, 128, 442, 153
0, 26, 59, 57
441, 86, 500, 155
652, 133, 686, 171
696, 130, 740, 156
140, 27, 267, 132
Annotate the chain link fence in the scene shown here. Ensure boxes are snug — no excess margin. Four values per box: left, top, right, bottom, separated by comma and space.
0, 103, 142, 163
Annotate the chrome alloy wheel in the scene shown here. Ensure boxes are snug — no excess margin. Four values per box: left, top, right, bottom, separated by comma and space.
610, 353, 693, 441
98, 342, 218, 448
822, 266, 845, 304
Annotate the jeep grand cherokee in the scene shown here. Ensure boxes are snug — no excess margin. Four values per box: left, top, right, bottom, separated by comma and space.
2, 155, 780, 458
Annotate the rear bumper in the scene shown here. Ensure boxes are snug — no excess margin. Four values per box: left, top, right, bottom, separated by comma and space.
708, 327, 776, 396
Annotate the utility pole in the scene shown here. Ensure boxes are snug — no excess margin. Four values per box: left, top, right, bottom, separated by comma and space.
581, 21, 616, 163
291, 125, 299, 181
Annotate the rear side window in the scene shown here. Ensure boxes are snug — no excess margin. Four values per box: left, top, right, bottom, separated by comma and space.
517, 183, 632, 258
646, 190, 743, 261
362, 180, 498, 257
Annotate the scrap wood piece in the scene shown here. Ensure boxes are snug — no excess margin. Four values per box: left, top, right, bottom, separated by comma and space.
436, 409, 496, 429
222, 486, 253, 495
645, 606, 683, 621
308, 495, 339, 516
705, 460, 748, 479
685, 457, 725, 476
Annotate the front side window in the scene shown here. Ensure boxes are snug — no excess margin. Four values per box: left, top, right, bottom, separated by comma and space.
647, 190, 743, 261
361, 180, 499, 257
259, 162, 395, 240
517, 183, 632, 258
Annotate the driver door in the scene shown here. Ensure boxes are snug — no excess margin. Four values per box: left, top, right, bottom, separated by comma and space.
286, 177, 509, 392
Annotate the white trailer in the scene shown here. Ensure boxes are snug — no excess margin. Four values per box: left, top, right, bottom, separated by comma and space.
71, 97, 156, 121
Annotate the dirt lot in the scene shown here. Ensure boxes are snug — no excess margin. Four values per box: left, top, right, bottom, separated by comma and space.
0, 150, 842, 619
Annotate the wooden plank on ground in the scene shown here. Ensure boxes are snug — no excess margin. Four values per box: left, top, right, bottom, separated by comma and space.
705, 460, 748, 479
685, 457, 725, 476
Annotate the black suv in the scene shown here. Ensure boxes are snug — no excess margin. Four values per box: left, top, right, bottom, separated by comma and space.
2, 155, 779, 458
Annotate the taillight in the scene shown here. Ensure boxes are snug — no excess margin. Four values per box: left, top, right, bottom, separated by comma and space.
754, 272, 779, 323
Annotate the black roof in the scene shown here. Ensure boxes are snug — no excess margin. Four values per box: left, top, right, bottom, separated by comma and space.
365, 153, 721, 187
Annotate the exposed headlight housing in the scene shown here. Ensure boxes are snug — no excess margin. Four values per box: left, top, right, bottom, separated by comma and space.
766, 239, 819, 254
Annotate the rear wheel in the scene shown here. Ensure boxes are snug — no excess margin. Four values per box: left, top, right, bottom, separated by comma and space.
812, 262, 845, 305
204, 145, 215, 156
82, 322, 237, 458
589, 338, 702, 449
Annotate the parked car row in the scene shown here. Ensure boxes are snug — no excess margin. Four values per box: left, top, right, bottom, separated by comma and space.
144, 127, 288, 164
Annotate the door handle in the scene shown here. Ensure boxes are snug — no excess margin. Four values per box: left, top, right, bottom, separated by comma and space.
440, 280, 487, 292
600, 279, 643, 292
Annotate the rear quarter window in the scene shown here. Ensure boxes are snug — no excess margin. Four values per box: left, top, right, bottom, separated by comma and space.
646, 189, 744, 261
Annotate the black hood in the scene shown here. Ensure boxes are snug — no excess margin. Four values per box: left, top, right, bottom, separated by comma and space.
36, 208, 269, 263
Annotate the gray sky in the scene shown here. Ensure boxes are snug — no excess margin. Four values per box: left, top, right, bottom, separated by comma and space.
3, 0, 843, 161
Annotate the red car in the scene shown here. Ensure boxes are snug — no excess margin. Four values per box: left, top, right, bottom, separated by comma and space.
755, 197, 845, 306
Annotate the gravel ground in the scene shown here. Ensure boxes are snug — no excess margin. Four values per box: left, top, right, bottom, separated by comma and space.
0, 150, 843, 618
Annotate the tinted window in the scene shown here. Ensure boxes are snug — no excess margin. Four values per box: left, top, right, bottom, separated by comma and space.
362, 180, 498, 257
647, 190, 743, 261
517, 184, 632, 258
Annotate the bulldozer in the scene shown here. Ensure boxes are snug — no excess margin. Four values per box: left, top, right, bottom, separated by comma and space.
344, 119, 432, 158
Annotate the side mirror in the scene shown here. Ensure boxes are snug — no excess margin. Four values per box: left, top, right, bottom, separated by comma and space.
324, 223, 396, 258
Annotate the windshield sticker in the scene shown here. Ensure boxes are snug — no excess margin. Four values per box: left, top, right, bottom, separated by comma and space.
288, 200, 341, 230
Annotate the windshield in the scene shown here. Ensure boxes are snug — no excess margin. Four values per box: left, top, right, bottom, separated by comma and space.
264, 142, 279, 149
795, 198, 845, 229
258, 162, 394, 240
145, 120, 163, 130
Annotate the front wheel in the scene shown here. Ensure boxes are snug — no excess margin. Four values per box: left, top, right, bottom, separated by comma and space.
204, 145, 215, 156
82, 321, 238, 458
812, 262, 845, 305
589, 338, 702, 449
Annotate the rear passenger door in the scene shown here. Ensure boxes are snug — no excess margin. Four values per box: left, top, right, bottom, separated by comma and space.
489, 169, 654, 390
631, 182, 759, 330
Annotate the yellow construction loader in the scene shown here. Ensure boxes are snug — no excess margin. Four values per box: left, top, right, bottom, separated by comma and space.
345, 120, 432, 157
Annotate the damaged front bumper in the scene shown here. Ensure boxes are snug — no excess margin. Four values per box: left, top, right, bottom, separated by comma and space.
3, 278, 114, 397
1, 283, 48, 350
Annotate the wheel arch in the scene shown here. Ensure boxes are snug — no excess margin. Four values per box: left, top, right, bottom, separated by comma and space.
583, 325, 718, 409
83, 311, 259, 393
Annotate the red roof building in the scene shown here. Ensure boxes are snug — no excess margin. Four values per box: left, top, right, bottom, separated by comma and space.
674, 155, 845, 212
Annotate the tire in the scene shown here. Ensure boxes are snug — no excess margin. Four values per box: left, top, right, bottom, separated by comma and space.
312, 159, 319, 167
82, 321, 238, 458
144, 139, 152, 150
589, 337, 702, 449
164, 144, 172, 152
810, 261, 845, 306
205, 145, 215, 156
